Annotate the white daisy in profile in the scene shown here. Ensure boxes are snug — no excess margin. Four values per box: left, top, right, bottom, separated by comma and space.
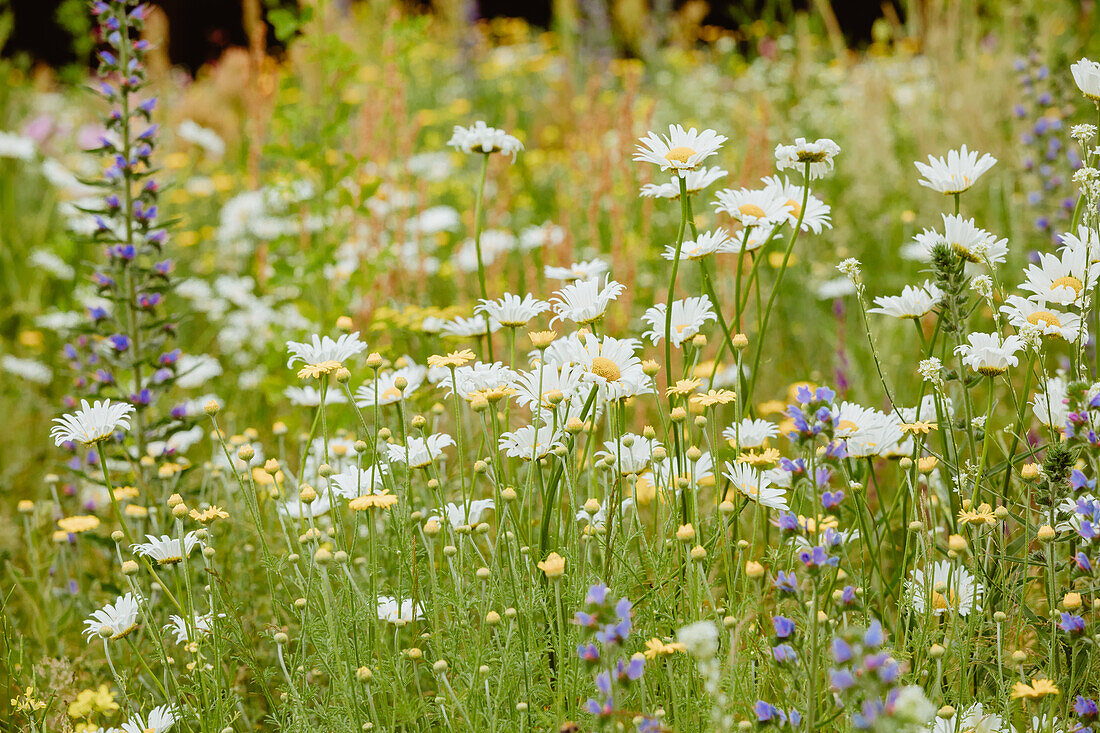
655, 450, 715, 490
955, 333, 1023, 376
387, 433, 455, 468
906, 560, 983, 616
1030, 715, 1064, 733
732, 223, 783, 253
284, 386, 348, 407
723, 418, 779, 449
280, 488, 332, 519
1059, 225, 1100, 264
544, 258, 610, 282
939, 214, 1009, 264
443, 361, 517, 400
355, 361, 428, 407
1001, 296, 1084, 341
833, 402, 904, 458
52, 399, 135, 447
1071, 58, 1100, 100
713, 186, 793, 228
120, 705, 177, 733
441, 314, 502, 337
641, 296, 717, 347
634, 124, 727, 176
84, 592, 142, 642
499, 424, 561, 459
900, 394, 952, 423
510, 362, 586, 414
760, 175, 833, 233
662, 228, 734, 261
932, 703, 1009, 733
377, 595, 425, 624
774, 137, 841, 179
914, 145, 996, 194
285, 332, 367, 378
641, 166, 727, 198
447, 121, 523, 161
866, 282, 943, 319
550, 275, 625, 326
1032, 376, 1069, 429
598, 434, 661, 475
723, 462, 788, 510
328, 466, 389, 499
475, 292, 550, 327
432, 499, 496, 527
133, 533, 203, 565
566, 332, 652, 401
165, 613, 218, 644
1020, 244, 1099, 307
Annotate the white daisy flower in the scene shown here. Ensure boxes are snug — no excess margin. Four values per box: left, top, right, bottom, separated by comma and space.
165, 613, 218, 644
120, 705, 177, 733
544, 258, 610, 282
280, 489, 332, 519
1001, 296, 1084, 341
377, 595, 424, 624
1020, 242, 1099, 307
597, 434, 661, 475
387, 433, 455, 468
834, 402, 904, 458
441, 314, 502, 337
662, 228, 734, 261
133, 533, 203, 565
906, 560, 983, 616
175, 353, 223, 389
1071, 58, 1100, 101
900, 394, 953, 423
713, 186, 793, 228
565, 333, 652, 401
475, 292, 550, 327
759, 175, 833, 233
634, 124, 727, 176
84, 592, 142, 642
510, 362, 587, 415
328, 466, 389, 499
931, 703, 1009, 733
1032, 376, 1069, 429
284, 386, 348, 406
640, 295, 717, 347
431, 499, 495, 527
955, 333, 1023, 375
867, 282, 943, 319
654, 450, 715, 490
723, 419, 779, 449
1059, 225, 1100, 264
640, 166, 727, 198
0, 130, 35, 160
51, 399, 135, 446
441, 361, 517, 400
499, 424, 562, 459
447, 121, 523, 161
914, 145, 996, 194
285, 332, 367, 375
550, 275, 625, 325
355, 362, 428, 407
722, 462, 788, 510
774, 137, 841, 180
940, 214, 1009, 264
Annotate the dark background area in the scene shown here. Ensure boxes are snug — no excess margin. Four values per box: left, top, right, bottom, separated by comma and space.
3, 0, 898, 73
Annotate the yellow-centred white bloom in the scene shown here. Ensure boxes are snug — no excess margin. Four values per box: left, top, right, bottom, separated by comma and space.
1071, 58, 1100, 100
955, 333, 1023, 376
544, 258, 610, 282
133, 533, 203, 565
447, 121, 524, 161
866, 282, 943, 319
84, 592, 142, 642
906, 560, 983, 616
120, 705, 177, 733
475, 292, 550, 327
550, 275, 625, 326
634, 124, 727, 176
1000, 296, 1084, 341
640, 296, 717, 347
386, 433, 455, 468
285, 332, 367, 377
722, 462, 788, 510
713, 186, 793, 228
640, 166, 727, 198
51, 399, 134, 446
774, 137, 840, 179
355, 361, 427, 406
662, 228, 734, 261
914, 145, 996, 194
499, 424, 562, 459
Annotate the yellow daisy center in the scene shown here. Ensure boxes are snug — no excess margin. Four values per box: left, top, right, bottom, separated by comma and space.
1051, 275, 1084, 295
785, 198, 802, 217
837, 419, 859, 432
664, 146, 696, 164
590, 356, 621, 382
931, 588, 958, 611
1026, 311, 1062, 329
738, 203, 767, 219
382, 386, 401, 400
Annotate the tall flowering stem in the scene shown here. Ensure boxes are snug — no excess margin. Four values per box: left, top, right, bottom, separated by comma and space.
664, 176, 691, 401
472, 154, 495, 361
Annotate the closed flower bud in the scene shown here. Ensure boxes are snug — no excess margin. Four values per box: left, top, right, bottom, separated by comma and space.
1037, 525, 1056, 542
676, 524, 695, 543
732, 333, 749, 349
122, 560, 139, 575
745, 561, 765, 578
948, 534, 968, 552
335, 367, 351, 383
204, 399, 221, 415
300, 485, 317, 504
366, 352, 384, 369
274, 632, 288, 645
1064, 592, 1083, 610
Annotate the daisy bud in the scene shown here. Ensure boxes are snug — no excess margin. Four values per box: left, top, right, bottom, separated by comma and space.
1021, 463, 1040, 480
652, 446, 667, 462
670, 407, 686, 423
203, 546, 215, 559
475, 567, 491, 581
486, 611, 501, 626
356, 666, 373, 683
642, 360, 660, 377
405, 647, 422, 660
204, 399, 220, 416
642, 425, 656, 440
937, 706, 956, 720
694, 415, 707, 428
745, 561, 765, 578
294, 598, 306, 609
336, 316, 354, 331
474, 460, 488, 474
993, 611, 1007, 622
908, 520, 924, 532
300, 485, 317, 504
314, 547, 332, 564
423, 519, 441, 536
690, 545, 707, 561
273, 421, 288, 436
583, 498, 600, 515
426, 478, 439, 491
366, 352, 383, 369
475, 522, 490, 535
264, 458, 280, 474
274, 632, 288, 645
738, 722, 752, 732
917, 456, 938, 473
318, 463, 334, 478
686, 446, 702, 462
505, 607, 517, 619
17, 500, 33, 514
334, 367, 350, 383
994, 506, 1009, 520
719, 500, 736, 515
111, 530, 124, 543
676, 524, 696, 543
929, 644, 945, 658
167, 493, 183, 507
1037, 525, 1056, 542
899, 457, 913, 469
433, 660, 449, 674
443, 545, 457, 557
502, 487, 518, 501
1012, 650, 1026, 663
691, 334, 707, 349
172, 503, 189, 519
333, 550, 348, 564
516, 702, 528, 713
948, 534, 968, 552
122, 560, 139, 575
566, 417, 584, 434
98, 624, 114, 638
1064, 592, 1083, 610
237, 444, 254, 461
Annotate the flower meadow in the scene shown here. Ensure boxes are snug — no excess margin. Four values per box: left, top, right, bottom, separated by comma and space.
5, 1, 1100, 732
